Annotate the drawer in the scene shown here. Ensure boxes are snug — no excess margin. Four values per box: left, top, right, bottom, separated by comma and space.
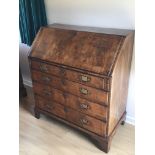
32, 70, 108, 105
33, 82, 66, 105
36, 95, 106, 136
33, 82, 107, 121
66, 95, 107, 121
31, 60, 110, 91
66, 108, 106, 136
36, 95, 66, 119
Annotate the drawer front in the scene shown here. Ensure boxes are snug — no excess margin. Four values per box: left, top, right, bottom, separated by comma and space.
36, 95, 106, 136
33, 82, 66, 105
36, 95, 66, 119
31, 60, 110, 91
33, 82, 107, 121
66, 108, 106, 136
32, 70, 108, 105
66, 96, 107, 121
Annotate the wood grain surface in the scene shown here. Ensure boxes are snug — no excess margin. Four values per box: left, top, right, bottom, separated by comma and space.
34, 85, 108, 121
31, 60, 110, 90
28, 24, 134, 153
29, 27, 124, 76
108, 32, 134, 135
32, 70, 109, 104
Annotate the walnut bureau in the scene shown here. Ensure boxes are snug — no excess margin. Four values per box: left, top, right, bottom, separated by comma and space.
28, 24, 134, 153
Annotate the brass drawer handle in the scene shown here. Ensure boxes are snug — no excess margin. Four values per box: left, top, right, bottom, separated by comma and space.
80, 88, 89, 95
40, 64, 48, 72
80, 118, 89, 125
80, 103, 89, 110
42, 77, 51, 83
80, 75, 91, 82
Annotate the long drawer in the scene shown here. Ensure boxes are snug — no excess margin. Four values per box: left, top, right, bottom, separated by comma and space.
32, 70, 108, 105
33, 82, 107, 121
31, 60, 110, 91
36, 95, 106, 136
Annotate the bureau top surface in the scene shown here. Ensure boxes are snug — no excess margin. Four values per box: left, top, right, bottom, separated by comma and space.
29, 24, 133, 76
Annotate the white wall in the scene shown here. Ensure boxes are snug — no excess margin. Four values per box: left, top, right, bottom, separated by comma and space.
45, 0, 134, 29
126, 48, 135, 124
44, 0, 135, 125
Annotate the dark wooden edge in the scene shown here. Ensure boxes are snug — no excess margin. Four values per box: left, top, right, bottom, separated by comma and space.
107, 36, 125, 76
34, 107, 40, 119
28, 27, 44, 57
34, 106, 126, 153
106, 78, 112, 135
47, 23, 134, 37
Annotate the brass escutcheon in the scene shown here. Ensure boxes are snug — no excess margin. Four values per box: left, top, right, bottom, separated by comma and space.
80, 87, 89, 95
80, 75, 91, 82
40, 64, 48, 72
80, 103, 89, 109
80, 118, 89, 125
42, 77, 51, 82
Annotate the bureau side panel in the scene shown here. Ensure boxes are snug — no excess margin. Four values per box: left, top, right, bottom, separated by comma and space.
108, 32, 134, 135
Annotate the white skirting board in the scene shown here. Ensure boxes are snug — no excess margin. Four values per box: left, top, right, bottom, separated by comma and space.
23, 80, 135, 126
23, 79, 32, 87
126, 115, 135, 126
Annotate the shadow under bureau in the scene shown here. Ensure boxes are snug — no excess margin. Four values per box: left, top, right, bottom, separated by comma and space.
28, 24, 134, 153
